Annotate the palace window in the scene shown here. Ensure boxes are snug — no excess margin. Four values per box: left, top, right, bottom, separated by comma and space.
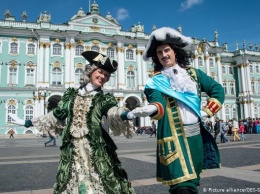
252, 81, 255, 93
223, 83, 227, 94
52, 67, 62, 85
9, 68, 17, 85
222, 66, 226, 74
198, 57, 203, 66
52, 43, 62, 55
25, 105, 33, 120
27, 43, 35, 55
25, 69, 34, 85
75, 45, 84, 56
107, 47, 115, 58
225, 106, 230, 121
126, 49, 134, 60
75, 68, 83, 86
126, 71, 135, 88
10, 42, 18, 54
7, 105, 16, 123
228, 66, 233, 74
230, 82, 235, 95
91, 45, 100, 52
106, 73, 116, 87
250, 65, 253, 73
209, 58, 214, 67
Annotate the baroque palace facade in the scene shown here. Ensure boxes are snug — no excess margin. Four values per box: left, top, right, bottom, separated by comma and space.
1, 2, 260, 135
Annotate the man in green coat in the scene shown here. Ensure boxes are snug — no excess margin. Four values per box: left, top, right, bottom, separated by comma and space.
127, 27, 225, 194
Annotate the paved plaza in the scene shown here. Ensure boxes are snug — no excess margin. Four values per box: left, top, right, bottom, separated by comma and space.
1, 133, 260, 194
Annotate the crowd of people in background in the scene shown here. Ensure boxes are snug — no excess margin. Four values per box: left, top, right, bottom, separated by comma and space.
206, 117, 260, 143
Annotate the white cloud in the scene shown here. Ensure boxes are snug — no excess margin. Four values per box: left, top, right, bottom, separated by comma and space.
179, 0, 203, 11
116, 8, 129, 21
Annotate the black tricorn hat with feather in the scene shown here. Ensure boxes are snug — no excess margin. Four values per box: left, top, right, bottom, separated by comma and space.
81, 51, 118, 74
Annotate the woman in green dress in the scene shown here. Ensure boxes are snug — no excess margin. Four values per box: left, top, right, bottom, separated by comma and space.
9, 51, 135, 194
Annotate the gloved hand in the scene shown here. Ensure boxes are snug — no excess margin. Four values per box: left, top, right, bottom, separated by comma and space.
132, 105, 157, 117
200, 110, 210, 119
127, 111, 136, 119
8, 113, 25, 126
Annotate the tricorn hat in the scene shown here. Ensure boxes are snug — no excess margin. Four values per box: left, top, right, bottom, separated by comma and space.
81, 51, 118, 74
143, 27, 193, 61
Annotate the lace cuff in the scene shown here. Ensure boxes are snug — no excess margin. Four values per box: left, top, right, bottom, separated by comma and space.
107, 107, 135, 138
31, 111, 64, 133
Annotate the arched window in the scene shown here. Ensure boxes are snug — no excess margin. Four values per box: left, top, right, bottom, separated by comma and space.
256, 65, 260, 73
223, 83, 227, 94
230, 82, 235, 95
126, 71, 135, 88
27, 43, 35, 55
232, 108, 237, 120
107, 47, 115, 58
91, 45, 100, 52
198, 57, 203, 66
225, 106, 230, 121
75, 45, 84, 56
7, 105, 16, 122
222, 66, 226, 74
75, 68, 83, 85
126, 49, 134, 60
25, 105, 33, 120
209, 58, 214, 67
52, 67, 62, 85
52, 43, 62, 55
250, 65, 253, 73
251, 81, 255, 93
229, 66, 233, 74
258, 81, 260, 94
10, 42, 18, 54
106, 73, 116, 87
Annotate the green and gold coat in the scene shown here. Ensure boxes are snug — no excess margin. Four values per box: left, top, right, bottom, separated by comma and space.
144, 67, 224, 188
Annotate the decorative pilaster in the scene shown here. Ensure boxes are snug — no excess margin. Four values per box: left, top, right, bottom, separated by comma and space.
116, 46, 125, 89
44, 42, 50, 87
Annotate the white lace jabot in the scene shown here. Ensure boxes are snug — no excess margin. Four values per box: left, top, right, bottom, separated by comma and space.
161, 65, 197, 93
78, 83, 98, 96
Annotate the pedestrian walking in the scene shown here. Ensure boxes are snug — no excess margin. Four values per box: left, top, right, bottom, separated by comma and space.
232, 118, 241, 141
44, 130, 57, 147
150, 121, 157, 137
9, 128, 14, 138
239, 121, 246, 141
220, 120, 229, 143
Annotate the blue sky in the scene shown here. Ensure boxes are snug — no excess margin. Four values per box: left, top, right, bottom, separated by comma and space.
0, 0, 259, 51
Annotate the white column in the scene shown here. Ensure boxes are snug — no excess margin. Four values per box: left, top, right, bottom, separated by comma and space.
33, 95, 39, 117
70, 43, 75, 88
215, 55, 224, 119
193, 53, 199, 69
38, 42, 44, 83
64, 43, 71, 88
116, 45, 125, 89
44, 43, 50, 87
39, 96, 45, 116
136, 50, 143, 90
205, 55, 210, 75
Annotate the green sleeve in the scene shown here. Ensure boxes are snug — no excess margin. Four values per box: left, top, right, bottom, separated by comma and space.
195, 69, 225, 104
101, 93, 118, 115
53, 88, 76, 120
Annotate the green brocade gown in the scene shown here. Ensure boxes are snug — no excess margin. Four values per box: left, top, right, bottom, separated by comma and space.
31, 87, 135, 194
